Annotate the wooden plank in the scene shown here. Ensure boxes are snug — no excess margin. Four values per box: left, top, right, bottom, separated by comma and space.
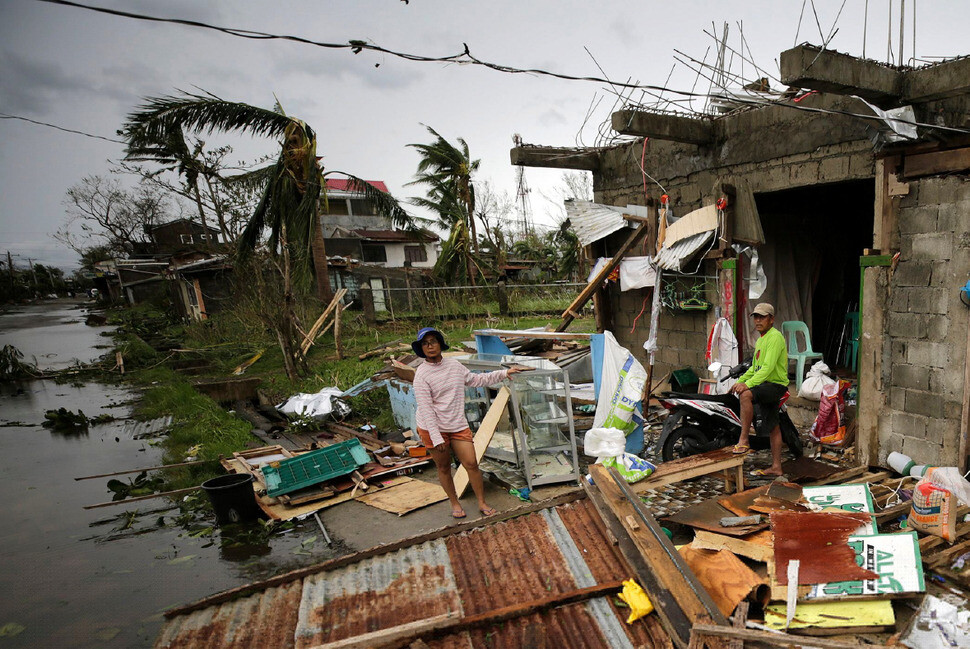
309, 612, 461, 649
454, 386, 509, 498
843, 470, 890, 484
74, 458, 212, 481
403, 581, 625, 649
556, 222, 647, 332
83, 486, 201, 509
471, 328, 593, 341
301, 288, 348, 355
902, 147, 970, 179
582, 479, 696, 649
691, 623, 893, 648
632, 447, 746, 495
804, 466, 866, 486
590, 464, 727, 645
165, 488, 588, 618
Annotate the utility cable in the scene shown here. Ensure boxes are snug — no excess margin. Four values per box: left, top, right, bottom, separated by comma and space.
0, 112, 125, 144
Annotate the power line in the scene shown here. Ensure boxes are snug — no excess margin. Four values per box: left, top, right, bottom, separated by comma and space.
34, 0, 970, 137
0, 112, 125, 144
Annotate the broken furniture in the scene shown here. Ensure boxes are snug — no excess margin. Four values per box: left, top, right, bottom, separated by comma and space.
781, 320, 824, 392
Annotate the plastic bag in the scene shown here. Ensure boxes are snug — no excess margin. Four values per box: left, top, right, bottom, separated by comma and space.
277, 387, 350, 420
908, 478, 957, 542
798, 361, 836, 401
809, 380, 849, 446
925, 467, 970, 507
593, 331, 647, 436
600, 453, 656, 484
584, 427, 627, 459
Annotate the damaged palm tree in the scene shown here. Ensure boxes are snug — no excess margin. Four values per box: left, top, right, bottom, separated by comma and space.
123, 91, 412, 379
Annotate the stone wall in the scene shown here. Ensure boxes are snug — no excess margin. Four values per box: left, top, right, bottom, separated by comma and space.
876, 175, 970, 466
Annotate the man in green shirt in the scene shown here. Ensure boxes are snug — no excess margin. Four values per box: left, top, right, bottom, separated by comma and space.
730, 302, 789, 476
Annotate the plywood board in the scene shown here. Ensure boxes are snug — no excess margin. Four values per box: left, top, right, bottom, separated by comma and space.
664, 497, 768, 537
781, 456, 842, 483
764, 599, 895, 632
454, 386, 509, 497
804, 532, 924, 600
356, 478, 447, 516
663, 204, 718, 247
717, 486, 770, 516
678, 544, 768, 618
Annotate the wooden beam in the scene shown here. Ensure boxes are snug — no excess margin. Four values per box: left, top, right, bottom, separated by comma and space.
556, 223, 647, 332
612, 110, 714, 145
378, 581, 625, 649
902, 147, 970, 179
75, 459, 213, 481
582, 480, 696, 649
961, 309, 970, 473
454, 386, 509, 497
309, 612, 461, 649
510, 145, 600, 170
589, 464, 727, 647
83, 486, 201, 510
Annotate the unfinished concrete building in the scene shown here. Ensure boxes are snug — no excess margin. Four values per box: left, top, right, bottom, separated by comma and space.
514, 45, 970, 470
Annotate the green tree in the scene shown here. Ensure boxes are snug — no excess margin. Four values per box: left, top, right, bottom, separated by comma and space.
408, 126, 481, 284
123, 91, 411, 379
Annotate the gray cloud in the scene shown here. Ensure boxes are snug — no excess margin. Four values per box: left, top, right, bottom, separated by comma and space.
0, 49, 90, 114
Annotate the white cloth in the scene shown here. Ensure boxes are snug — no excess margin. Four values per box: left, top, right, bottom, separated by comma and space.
619, 256, 657, 291
707, 318, 739, 394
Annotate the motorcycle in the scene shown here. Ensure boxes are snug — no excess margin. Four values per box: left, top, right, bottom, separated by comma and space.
657, 361, 803, 461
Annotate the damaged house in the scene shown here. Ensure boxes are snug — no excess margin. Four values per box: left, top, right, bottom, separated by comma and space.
514, 45, 970, 470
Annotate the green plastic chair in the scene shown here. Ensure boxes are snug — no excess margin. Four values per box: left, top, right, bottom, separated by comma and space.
845, 312, 859, 373
781, 321, 824, 393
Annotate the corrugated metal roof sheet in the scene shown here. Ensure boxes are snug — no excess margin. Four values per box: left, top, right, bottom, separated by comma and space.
155, 499, 671, 649
655, 230, 715, 272
324, 178, 389, 194
565, 200, 648, 247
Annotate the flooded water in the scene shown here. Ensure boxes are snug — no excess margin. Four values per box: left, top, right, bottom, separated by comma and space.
0, 303, 343, 648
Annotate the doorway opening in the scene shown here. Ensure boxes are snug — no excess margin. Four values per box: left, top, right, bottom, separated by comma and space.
752, 179, 874, 375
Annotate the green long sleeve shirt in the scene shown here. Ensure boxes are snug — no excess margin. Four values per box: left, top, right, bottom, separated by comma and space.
738, 327, 788, 387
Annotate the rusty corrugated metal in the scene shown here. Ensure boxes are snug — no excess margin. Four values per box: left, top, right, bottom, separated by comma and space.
294, 539, 460, 648
153, 581, 302, 649
156, 500, 671, 649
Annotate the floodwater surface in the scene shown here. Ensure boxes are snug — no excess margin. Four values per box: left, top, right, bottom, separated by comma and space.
0, 303, 340, 648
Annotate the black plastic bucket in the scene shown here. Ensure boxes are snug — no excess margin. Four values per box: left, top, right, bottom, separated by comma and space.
201, 473, 261, 525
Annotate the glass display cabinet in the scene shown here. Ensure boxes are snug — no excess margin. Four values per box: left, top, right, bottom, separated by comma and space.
456, 354, 580, 488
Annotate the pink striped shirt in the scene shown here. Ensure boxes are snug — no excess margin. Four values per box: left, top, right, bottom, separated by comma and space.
413, 358, 509, 447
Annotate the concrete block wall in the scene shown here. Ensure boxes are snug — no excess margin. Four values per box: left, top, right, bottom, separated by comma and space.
878, 175, 970, 466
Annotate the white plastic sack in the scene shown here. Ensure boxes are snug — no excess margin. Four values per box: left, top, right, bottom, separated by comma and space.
601, 453, 656, 484
277, 387, 350, 420
593, 331, 647, 436
584, 427, 627, 459
926, 467, 970, 507
798, 361, 836, 400
619, 256, 657, 291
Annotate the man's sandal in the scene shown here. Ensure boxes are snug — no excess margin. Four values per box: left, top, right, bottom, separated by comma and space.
479, 506, 498, 517
731, 444, 750, 455
452, 507, 467, 519
750, 468, 783, 477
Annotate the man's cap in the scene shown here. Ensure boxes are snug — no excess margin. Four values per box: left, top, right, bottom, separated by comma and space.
751, 303, 775, 317
411, 327, 449, 358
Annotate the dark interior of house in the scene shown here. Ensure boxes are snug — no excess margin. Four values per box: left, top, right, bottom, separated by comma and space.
755, 179, 875, 375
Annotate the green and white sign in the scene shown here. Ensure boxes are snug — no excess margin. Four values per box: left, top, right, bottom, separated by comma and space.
802, 483, 877, 533
806, 532, 925, 599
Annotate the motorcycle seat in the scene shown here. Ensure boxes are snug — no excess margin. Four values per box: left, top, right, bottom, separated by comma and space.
661, 391, 736, 405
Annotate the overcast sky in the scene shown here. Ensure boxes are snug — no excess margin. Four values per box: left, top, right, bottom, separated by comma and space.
3, 0, 969, 270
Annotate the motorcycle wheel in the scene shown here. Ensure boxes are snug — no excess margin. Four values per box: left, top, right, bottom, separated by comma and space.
782, 418, 803, 458
661, 426, 713, 461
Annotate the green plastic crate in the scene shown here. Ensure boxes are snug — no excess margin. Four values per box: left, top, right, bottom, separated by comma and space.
262, 438, 370, 497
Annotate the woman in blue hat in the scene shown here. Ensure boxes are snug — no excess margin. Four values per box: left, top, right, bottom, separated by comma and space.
411, 327, 522, 518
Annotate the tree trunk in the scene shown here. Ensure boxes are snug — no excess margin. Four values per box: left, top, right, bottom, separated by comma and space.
311, 216, 333, 302
190, 181, 213, 251
202, 174, 231, 244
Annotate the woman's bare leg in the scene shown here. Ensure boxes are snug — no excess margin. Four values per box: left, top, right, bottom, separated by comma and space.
429, 443, 464, 517
451, 439, 494, 515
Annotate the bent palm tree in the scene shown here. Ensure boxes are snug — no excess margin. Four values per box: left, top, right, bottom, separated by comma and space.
123, 91, 411, 377
407, 126, 480, 284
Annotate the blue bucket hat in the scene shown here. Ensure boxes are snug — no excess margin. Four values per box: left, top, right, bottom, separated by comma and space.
411, 327, 449, 358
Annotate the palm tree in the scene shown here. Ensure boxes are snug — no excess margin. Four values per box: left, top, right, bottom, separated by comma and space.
123, 91, 411, 377
407, 126, 480, 284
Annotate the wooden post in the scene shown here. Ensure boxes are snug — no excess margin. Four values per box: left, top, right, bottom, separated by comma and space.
496, 280, 509, 316
360, 283, 376, 325
334, 302, 343, 361
960, 309, 970, 473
